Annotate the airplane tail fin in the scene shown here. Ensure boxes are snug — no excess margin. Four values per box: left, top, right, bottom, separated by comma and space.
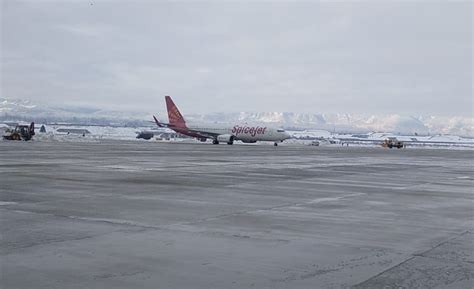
165, 96, 186, 127
153, 115, 166, 127
29, 122, 35, 136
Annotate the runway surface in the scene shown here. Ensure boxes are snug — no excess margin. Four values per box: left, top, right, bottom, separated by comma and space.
1, 141, 473, 288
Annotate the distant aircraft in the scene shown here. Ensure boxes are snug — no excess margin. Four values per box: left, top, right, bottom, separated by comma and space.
154, 96, 291, 146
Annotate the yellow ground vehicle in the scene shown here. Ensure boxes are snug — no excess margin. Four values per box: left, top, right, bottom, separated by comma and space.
3, 122, 35, 141
382, 137, 404, 149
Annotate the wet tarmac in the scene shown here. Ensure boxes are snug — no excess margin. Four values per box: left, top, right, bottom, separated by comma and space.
1, 141, 473, 288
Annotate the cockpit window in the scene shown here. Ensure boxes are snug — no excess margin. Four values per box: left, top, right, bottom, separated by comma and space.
277, 129, 285, 133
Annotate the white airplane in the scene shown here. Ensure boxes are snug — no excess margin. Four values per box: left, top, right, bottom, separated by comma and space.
154, 96, 291, 146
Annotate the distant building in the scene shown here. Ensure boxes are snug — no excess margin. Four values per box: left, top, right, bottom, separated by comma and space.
56, 128, 91, 135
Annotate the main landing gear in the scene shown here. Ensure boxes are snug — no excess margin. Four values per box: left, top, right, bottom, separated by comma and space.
213, 140, 233, 145
274, 142, 278, 147
213, 136, 234, 145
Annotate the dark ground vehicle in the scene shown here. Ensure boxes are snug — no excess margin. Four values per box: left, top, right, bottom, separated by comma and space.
3, 122, 35, 141
136, 131, 154, 140
382, 138, 404, 149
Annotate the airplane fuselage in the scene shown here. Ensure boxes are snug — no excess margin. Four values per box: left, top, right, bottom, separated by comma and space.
169, 122, 291, 144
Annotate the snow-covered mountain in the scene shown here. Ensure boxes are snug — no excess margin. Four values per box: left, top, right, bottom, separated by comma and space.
0, 98, 148, 126
187, 112, 473, 137
0, 99, 38, 113
1, 98, 472, 136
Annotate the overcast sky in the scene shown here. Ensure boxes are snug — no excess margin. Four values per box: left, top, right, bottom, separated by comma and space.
1, 0, 472, 116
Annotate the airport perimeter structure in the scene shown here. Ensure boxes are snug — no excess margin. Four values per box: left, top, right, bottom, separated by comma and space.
1, 141, 473, 288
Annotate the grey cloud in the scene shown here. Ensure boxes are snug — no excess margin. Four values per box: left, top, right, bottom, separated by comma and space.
1, 0, 472, 116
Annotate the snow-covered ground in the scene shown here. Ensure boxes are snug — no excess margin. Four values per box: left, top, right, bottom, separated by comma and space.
2, 123, 473, 149
287, 130, 474, 149
2, 98, 473, 137
30, 125, 161, 142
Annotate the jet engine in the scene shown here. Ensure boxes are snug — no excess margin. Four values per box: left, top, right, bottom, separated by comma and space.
217, 134, 234, 145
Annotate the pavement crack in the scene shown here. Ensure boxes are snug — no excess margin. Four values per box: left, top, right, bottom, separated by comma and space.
413, 230, 471, 257
352, 256, 417, 288
352, 230, 473, 288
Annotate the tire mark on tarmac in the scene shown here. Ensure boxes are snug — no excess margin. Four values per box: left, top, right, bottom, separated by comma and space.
1, 192, 367, 250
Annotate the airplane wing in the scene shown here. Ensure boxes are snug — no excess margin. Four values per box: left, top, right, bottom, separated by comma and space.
154, 115, 220, 139
185, 128, 219, 139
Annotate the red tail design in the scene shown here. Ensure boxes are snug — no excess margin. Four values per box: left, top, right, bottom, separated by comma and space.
165, 96, 186, 127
